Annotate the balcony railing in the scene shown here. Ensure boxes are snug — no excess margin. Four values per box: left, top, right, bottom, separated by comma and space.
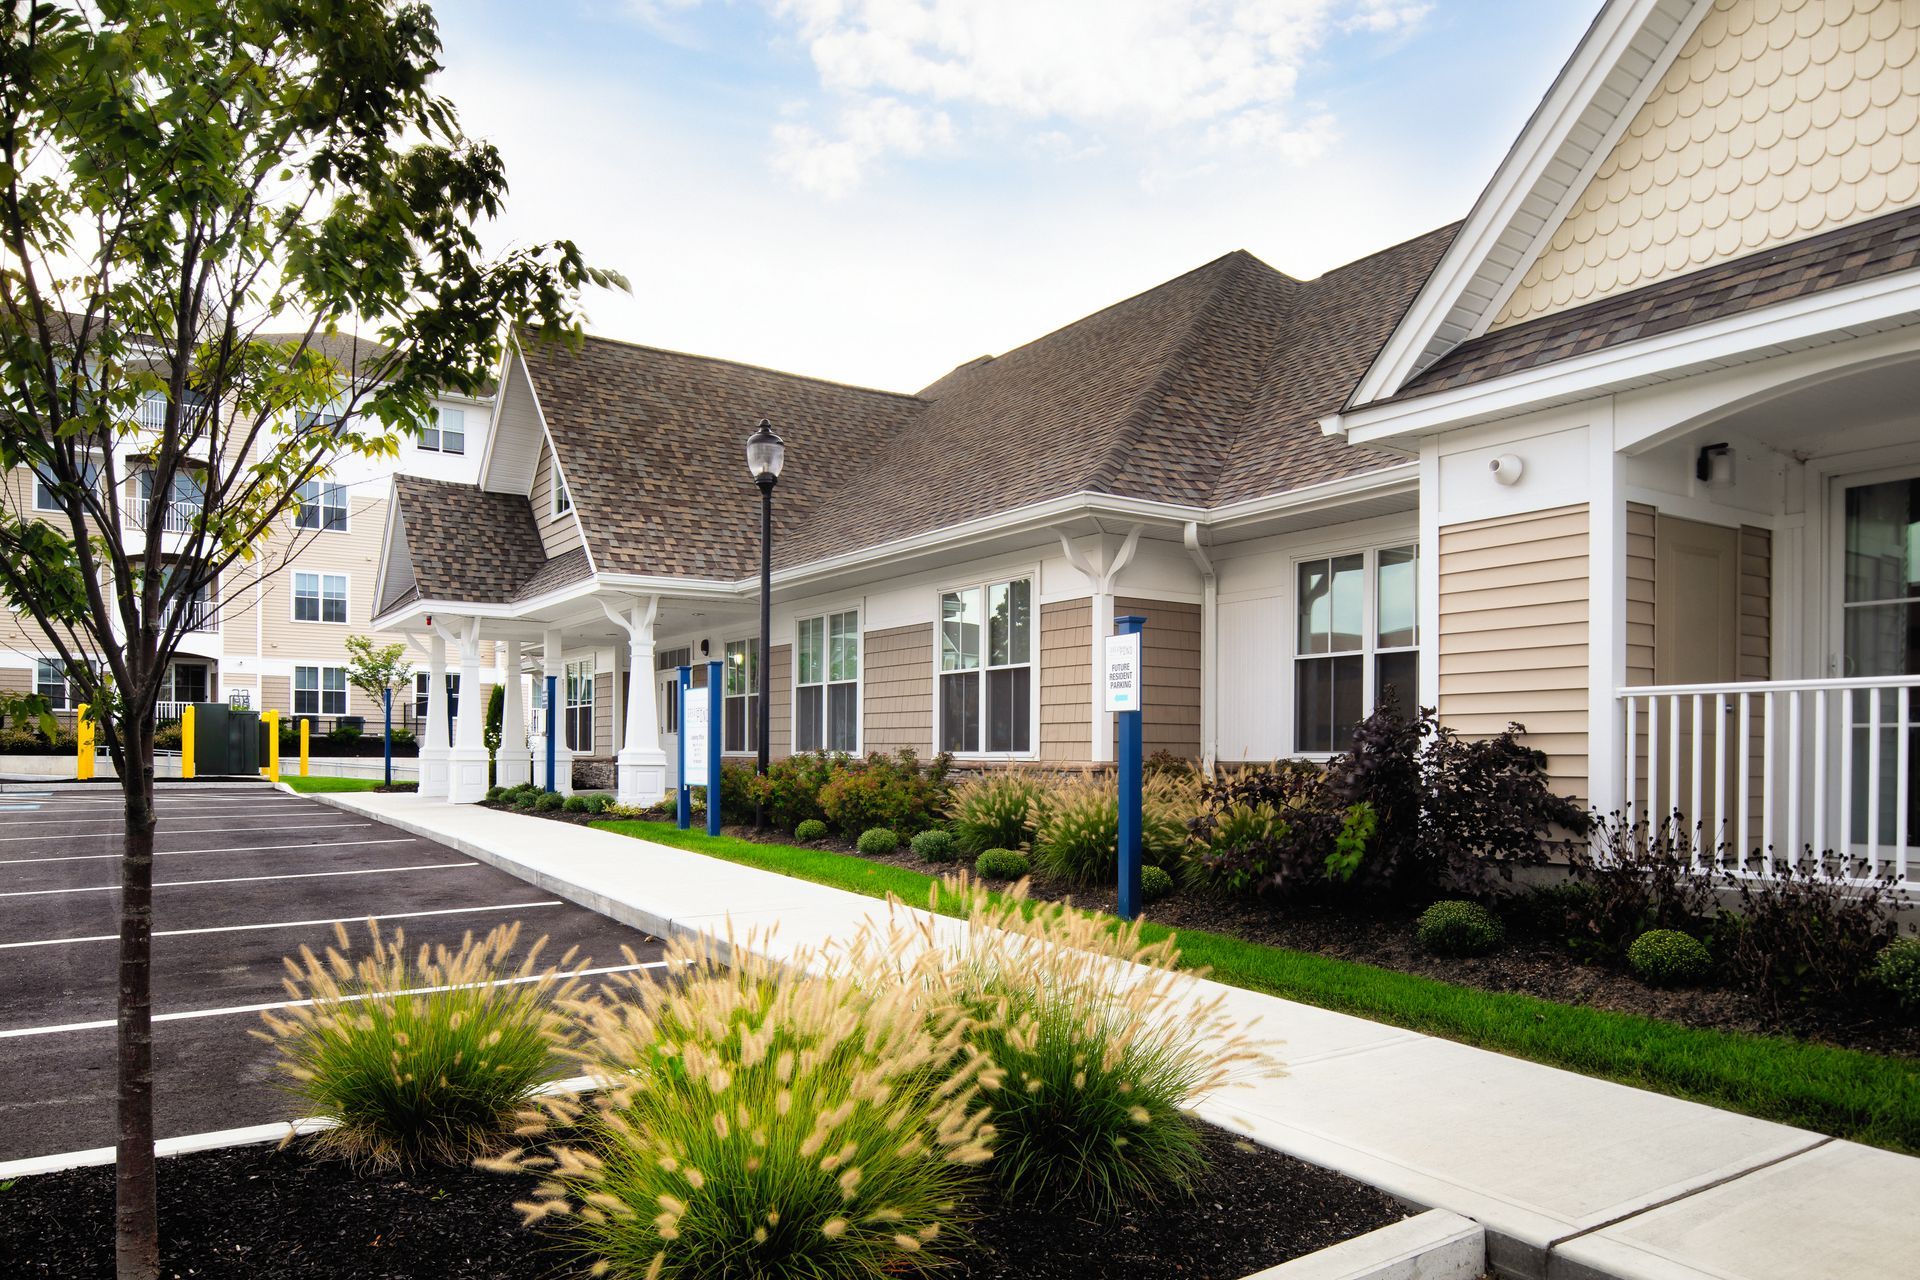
133, 495, 204, 534
160, 595, 217, 634
1618, 675, 1919, 889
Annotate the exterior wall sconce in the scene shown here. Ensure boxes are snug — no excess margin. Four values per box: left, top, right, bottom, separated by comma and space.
1489, 453, 1524, 486
1696, 442, 1734, 488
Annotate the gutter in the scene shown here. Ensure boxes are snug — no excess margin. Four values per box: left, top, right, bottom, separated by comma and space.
1182, 522, 1218, 775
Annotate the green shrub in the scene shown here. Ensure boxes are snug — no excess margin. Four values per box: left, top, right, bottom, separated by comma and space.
1140, 864, 1174, 903
974, 848, 1029, 881
1627, 929, 1713, 987
325, 723, 363, 743
256, 921, 577, 1170
949, 772, 1046, 855
717, 760, 758, 824
817, 749, 953, 837
581, 792, 613, 814
509, 936, 993, 1280
563, 795, 592, 813
1417, 900, 1505, 957
794, 817, 829, 843
534, 790, 565, 812
910, 828, 959, 863
1032, 776, 1191, 885
855, 826, 899, 855
746, 752, 842, 831
485, 785, 504, 803
153, 723, 183, 751
1868, 937, 1920, 1011
388, 726, 416, 748
508, 788, 539, 809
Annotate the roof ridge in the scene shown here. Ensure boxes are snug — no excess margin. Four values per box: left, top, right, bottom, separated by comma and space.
535, 330, 928, 404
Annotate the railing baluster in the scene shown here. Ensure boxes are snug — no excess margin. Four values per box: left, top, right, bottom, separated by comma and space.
1840, 688, 1854, 866
1690, 693, 1705, 868
1761, 690, 1775, 877
1668, 692, 1681, 836
1812, 688, 1827, 871
1898, 688, 1911, 888
1623, 695, 1638, 827
1648, 697, 1662, 832
1737, 692, 1751, 874
1867, 686, 1882, 881
1713, 693, 1727, 865
1785, 689, 1800, 873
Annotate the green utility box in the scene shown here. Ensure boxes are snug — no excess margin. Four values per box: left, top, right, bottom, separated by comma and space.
189, 702, 260, 776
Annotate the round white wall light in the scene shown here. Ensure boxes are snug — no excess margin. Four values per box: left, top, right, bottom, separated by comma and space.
1488, 454, 1524, 486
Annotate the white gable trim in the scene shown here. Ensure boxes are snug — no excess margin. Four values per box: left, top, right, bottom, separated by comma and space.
472, 347, 516, 490
1351, 0, 1709, 405
371, 480, 406, 617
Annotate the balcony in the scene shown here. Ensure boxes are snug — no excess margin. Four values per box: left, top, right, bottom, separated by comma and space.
133, 494, 204, 535
161, 595, 218, 634
1618, 675, 1919, 889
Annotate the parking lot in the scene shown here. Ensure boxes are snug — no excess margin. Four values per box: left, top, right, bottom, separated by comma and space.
0, 783, 665, 1162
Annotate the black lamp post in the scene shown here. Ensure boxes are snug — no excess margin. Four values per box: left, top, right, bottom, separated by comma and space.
745, 419, 784, 828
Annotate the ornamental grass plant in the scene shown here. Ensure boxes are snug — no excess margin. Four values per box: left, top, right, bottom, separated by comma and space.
255, 920, 583, 1171
502, 930, 996, 1280
948, 771, 1048, 855
1031, 774, 1196, 885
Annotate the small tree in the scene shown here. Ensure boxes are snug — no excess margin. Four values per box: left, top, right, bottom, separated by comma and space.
0, 5, 620, 1275
344, 634, 415, 718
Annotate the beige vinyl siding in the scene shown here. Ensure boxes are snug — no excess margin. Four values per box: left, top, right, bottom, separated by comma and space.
862, 623, 932, 754
1115, 597, 1202, 760
767, 643, 792, 759
1625, 502, 1656, 688
1039, 599, 1092, 763
1739, 526, 1771, 681
530, 436, 584, 558
1438, 504, 1590, 798
592, 670, 612, 758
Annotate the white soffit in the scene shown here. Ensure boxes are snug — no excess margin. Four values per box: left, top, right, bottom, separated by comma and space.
1353, 0, 1709, 404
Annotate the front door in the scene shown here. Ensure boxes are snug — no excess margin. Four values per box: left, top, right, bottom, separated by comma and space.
1834, 472, 1920, 852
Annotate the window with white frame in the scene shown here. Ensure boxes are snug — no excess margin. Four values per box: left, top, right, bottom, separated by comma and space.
33, 456, 102, 513
795, 611, 859, 753
1294, 545, 1418, 753
292, 571, 348, 623
293, 665, 347, 716
657, 646, 690, 735
723, 638, 759, 753
564, 658, 594, 752
415, 671, 459, 726
551, 458, 571, 516
421, 406, 466, 454
35, 659, 86, 710
292, 480, 348, 532
939, 577, 1032, 755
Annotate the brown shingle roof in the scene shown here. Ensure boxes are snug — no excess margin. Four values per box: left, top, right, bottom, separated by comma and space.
1387, 204, 1920, 402
386, 475, 588, 610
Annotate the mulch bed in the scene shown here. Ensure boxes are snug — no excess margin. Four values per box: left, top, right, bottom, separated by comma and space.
2, 1127, 1405, 1279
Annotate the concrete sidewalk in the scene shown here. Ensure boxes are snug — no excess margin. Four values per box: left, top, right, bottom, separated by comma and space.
310, 790, 1920, 1280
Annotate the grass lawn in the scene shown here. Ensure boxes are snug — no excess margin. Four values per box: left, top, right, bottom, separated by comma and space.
596, 819, 1920, 1153
281, 775, 385, 793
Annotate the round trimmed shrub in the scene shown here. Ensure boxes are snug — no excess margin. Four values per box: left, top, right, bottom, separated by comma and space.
581, 792, 613, 814
975, 848, 1029, 881
1140, 864, 1174, 903
484, 785, 505, 803
1627, 928, 1714, 987
563, 795, 591, 813
508, 788, 539, 810
1417, 900, 1505, 957
855, 826, 899, 855
793, 817, 829, 843
911, 828, 960, 863
534, 790, 566, 813
1868, 937, 1920, 1010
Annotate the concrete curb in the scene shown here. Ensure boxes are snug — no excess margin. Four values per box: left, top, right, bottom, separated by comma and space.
1241, 1210, 1485, 1280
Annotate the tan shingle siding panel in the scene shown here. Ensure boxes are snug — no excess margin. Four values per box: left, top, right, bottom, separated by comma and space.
1739, 526, 1771, 681
1115, 597, 1203, 760
767, 644, 791, 759
863, 624, 931, 754
530, 436, 584, 559
593, 671, 612, 758
1438, 504, 1590, 799
1626, 502, 1656, 689
1040, 599, 1091, 763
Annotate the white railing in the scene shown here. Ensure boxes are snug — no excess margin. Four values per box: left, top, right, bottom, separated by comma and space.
160, 595, 217, 634
133, 495, 203, 534
1618, 676, 1919, 888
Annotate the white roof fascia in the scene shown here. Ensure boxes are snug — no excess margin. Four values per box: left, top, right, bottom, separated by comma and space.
1327, 270, 1920, 445
1349, 0, 1707, 406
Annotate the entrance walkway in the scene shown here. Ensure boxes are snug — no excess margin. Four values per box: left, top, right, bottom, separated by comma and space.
307, 789, 1920, 1280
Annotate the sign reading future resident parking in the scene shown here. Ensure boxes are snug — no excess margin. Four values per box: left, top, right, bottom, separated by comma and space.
1104, 630, 1142, 713
682, 690, 711, 765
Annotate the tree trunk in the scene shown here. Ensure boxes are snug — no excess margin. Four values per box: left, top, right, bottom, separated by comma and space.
115, 715, 159, 1280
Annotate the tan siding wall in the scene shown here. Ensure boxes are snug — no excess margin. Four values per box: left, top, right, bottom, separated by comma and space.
1494, 0, 1920, 330
1626, 503, 1657, 689
1039, 599, 1092, 763
592, 670, 612, 758
863, 624, 932, 754
1438, 504, 1590, 798
767, 643, 792, 759
1739, 526, 1772, 681
1115, 597, 1203, 760
530, 436, 584, 558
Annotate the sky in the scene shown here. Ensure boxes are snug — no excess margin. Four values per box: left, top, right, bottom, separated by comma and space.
431, 0, 1600, 394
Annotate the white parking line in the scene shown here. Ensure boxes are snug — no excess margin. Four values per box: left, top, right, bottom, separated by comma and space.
0, 813, 350, 827
0, 960, 671, 1039
0, 836, 419, 867
0, 899, 566, 950
2, 806, 323, 819
0, 861, 478, 899
0, 821, 372, 842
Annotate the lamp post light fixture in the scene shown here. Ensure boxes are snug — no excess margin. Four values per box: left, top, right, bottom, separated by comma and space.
746, 419, 784, 828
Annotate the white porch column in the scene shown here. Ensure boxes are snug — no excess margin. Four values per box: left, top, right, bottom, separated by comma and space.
446, 619, 490, 803
604, 596, 667, 807
535, 626, 574, 794
419, 631, 450, 798
496, 638, 531, 789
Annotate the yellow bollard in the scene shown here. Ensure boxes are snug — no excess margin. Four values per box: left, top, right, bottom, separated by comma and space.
182, 705, 196, 780
263, 709, 280, 782
75, 703, 94, 781
299, 717, 310, 778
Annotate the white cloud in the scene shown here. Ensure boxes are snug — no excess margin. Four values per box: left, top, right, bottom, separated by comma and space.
771, 97, 954, 198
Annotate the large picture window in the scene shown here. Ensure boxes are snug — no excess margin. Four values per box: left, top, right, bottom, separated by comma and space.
292, 480, 348, 532
723, 639, 759, 753
294, 665, 347, 717
292, 571, 347, 623
565, 658, 595, 753
796, 610, 859, 753
940, 577, 1031, 755
1295, 545, 1418, 753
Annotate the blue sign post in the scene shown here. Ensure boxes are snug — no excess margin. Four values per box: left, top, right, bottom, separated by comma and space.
381, 686, 393, 787
1108, 615, 1146, 920
677, 661, 723, 836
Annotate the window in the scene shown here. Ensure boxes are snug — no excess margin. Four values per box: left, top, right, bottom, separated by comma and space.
139, 469, 205, 533
292, 480, 348, 532
1295, 545, 1418, 753
552, 460, 572, 516
35, 659, 83, 710
796, 611, 859, 753
657, 646, 690, 735
293, 666, 347, 717
162, 662, 209, 705
295, 408, 341, 431
292, 571, 348, 623
723, 638, 759, 753
939, 577, 1032, 755
33, 457, 102, 513
421, 406, 466, 454
565, 658, 594, 753
414, 671, 460, 727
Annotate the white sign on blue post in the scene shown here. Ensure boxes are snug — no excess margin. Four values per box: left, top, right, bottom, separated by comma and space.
682, 690, 710, 765
1104, 630, 1142, 713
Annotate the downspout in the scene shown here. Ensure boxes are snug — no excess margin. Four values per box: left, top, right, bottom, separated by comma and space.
1058, 525, 1143, 763
1182, 522, 1217, 776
